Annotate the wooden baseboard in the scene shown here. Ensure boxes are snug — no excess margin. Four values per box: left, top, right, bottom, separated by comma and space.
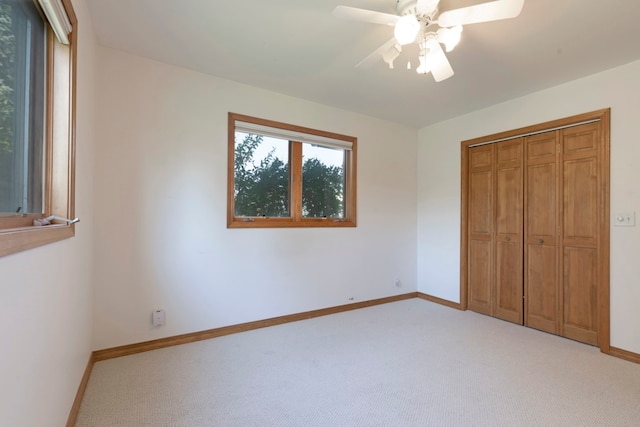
66, 354, 95, 427
416, 292, 465, 310
93, 292, 418, 361
609, 346, 640, 364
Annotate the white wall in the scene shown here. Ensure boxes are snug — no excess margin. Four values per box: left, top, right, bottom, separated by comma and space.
417, 60, 640, 354
0, 0, 97, 425
92, 47, 418, 350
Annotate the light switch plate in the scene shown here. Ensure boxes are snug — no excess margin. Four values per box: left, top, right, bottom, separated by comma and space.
614, 212, 635, 227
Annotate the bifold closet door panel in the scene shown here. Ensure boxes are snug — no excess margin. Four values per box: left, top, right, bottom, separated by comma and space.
561, 122, 600, 345
467, 140, 523, 322
563, 247, 598, 344
494, 140, 523, 324
524, 132, 560, 335
468, 145, 494, 316
526, 244, 558, 332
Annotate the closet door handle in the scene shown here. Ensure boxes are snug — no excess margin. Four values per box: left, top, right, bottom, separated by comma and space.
538, 239, 544, 244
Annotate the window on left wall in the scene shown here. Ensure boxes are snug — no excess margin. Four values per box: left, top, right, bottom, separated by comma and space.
0, 0, 77, 257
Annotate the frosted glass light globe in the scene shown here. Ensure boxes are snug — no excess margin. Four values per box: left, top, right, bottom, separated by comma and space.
394, 15, 420, 45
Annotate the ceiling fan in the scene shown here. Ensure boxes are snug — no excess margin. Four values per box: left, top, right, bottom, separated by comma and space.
333, 0, 525, 82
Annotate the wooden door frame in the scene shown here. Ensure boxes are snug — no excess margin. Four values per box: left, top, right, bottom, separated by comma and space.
460, 108, 610, 354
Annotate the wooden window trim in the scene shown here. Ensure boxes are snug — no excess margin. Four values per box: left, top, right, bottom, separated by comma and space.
0, 0, 77, 257
227, 113, 357, 228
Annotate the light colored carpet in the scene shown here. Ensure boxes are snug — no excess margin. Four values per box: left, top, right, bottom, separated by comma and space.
75, 299, 640, 426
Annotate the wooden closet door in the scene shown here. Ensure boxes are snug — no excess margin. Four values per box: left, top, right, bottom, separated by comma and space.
467, 145, 494, 316
494, 140, 523, 323
560, 122, 600, 345
467, 140, 523, 323
462, 109, 609, 350
524, 131, 560, 335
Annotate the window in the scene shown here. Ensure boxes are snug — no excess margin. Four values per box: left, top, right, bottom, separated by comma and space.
228, 113, 357, 228
0, 0, 76, 257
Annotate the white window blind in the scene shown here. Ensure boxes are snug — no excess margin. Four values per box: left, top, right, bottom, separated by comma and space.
37, 0, 72, 44
235, 121, 353, 151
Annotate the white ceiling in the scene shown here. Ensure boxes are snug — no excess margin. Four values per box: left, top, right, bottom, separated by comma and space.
84, 0, 640, 128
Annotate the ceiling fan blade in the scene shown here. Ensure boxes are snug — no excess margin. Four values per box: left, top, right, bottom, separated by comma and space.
437, 0, 524, 27
428, 41, 454, 82
332, 5, 399, 26
356, 38, 397, 69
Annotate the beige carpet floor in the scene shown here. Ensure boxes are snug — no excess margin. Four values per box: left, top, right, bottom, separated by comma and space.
75, 299, 640, 426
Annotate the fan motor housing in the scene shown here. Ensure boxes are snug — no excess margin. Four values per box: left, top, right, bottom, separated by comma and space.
397, 0, 438, 17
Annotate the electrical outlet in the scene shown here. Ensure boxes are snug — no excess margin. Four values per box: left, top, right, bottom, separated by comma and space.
152, 309, 165, 327
394, 279, 402, 288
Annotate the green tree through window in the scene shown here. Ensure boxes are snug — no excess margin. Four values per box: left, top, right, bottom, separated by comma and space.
0, 1, 17, 208
0, 0, 46, 214
302, 155, 344, 218
234, 133, 289, 217
234, 134, 346, 219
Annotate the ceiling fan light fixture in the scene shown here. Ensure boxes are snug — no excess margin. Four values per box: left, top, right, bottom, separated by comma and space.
416, 39, 438, 75
394, 14, 420, 45
437, 25, 463, 52
382, 44, 401, 69
416, 51, 430, 74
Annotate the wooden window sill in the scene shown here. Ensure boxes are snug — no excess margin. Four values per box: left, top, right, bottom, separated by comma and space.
0, 225, 75, 257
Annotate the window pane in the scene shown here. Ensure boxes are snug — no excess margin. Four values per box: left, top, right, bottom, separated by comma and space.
302, 143, 345, 218
234, 132, 290, 217
0, 0, 46, 215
